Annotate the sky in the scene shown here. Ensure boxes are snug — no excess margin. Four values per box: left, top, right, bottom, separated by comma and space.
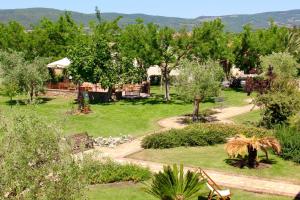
1, 0, 300, 18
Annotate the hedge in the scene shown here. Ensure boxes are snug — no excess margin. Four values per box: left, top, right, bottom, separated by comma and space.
81, 158, 151, 185
142, 123, 272, 149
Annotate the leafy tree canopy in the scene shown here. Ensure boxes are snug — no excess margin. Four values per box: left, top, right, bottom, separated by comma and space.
260, 52, 299, 78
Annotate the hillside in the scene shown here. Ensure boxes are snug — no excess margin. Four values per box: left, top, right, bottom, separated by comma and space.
0, 8, 300, 32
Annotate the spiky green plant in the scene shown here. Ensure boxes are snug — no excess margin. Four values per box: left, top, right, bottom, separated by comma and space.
145, 164, 205, 200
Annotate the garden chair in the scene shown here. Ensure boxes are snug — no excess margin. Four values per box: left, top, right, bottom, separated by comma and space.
197, 168, 231, 200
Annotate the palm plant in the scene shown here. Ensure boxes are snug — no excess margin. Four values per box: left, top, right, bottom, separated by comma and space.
146, 164, 205, 200
284, 32, 300, 57
225, 135, 281, 168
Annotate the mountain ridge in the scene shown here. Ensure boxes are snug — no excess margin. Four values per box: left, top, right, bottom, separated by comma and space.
1, 7, 300, 32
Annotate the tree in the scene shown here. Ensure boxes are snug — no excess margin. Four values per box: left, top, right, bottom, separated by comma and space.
151, 26, 192, 101
26, 12, 83, 60
176, 60, 224, 121
2, 76, 18, 106
225, 135, 281, 168
191, 19, 235, 80
146, 164, 205, 200
234, 22, 289, 73
68, 38, 112, 84
260, 52, 299, 78
155, 26, 176, 101
23, 57, 50, 101
0, 21, 27, 52
119, 20, 156, 82
0, 51, 49, 102
0, 111, 85, 199
0, 51, 22, 104
68, 21, 119, 104
234, 25, 260, 73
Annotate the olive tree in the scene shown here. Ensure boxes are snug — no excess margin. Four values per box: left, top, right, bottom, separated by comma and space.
176, 60, 224, 121
0, 51, 49, 102
260, 52, 299, 78
0, 111, 85, 199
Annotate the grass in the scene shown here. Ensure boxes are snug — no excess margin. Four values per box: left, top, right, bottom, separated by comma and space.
0, 86, 250, 137
87, 182, 292, 200
128, 145, 300, 184
231, 109, 261, 125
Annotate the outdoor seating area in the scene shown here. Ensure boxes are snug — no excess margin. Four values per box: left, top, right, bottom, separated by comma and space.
122, 82, 150, 99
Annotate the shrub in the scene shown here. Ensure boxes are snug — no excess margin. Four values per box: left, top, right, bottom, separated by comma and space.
81, 157, 151, 185
256, 78, 300, 128
275, 126, 300, 164
0, 111, 85, 200
146, 164, 205, 200
142, 123, 272, 149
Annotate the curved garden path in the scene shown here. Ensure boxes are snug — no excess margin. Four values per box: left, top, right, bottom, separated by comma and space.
92, 103, 300, 198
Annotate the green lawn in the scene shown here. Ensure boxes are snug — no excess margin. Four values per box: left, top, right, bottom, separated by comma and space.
231, 109, 261, 125
87, 183, 292, 200
129, 145, 300, 184
0, 87, 250, 137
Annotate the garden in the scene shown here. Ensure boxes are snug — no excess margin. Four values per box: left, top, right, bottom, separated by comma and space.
0, 10, 300, 200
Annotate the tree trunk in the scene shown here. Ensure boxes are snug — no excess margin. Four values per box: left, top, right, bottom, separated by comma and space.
30, 87, 34, 103
10, 96, 13, 108
163, 65, 170, 101
77, 83, 83, 111
220, 59, 232, 81
247, 145, 258, 168
107, 87, 113, 102
192, 97, 201, 122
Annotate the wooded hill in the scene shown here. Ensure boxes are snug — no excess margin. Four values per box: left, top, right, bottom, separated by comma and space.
1, 8, 300, 32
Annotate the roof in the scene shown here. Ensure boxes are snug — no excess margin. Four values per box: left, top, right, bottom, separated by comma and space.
147, 65, 180, 77
47, 58, 71, 69
147, 65, 161, 76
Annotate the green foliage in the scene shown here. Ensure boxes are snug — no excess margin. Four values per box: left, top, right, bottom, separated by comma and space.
275, 126, 300, 163
176, 59, 224, 102
192, 19, 230, 61
0, 111, 85, 199
283, 31, 300, 61
0, 51, 49, 101
234, 25, 260, 72
67, 37, 113, 87
260, 52, 299, 78
142, 123, 272, 149
119, 20, 154, 82
146, 164, 205, 200
2, 78, 18, 103
288, 113, 300, 130
80, 157, 151, 185
26, 12, 84, 60
234, 23, 288, 72
255, 78, 300, 128
0, 21, 27, 52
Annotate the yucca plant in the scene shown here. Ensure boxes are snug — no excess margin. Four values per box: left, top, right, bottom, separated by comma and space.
146, 164, 205, 200
225, 135, 281, 168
